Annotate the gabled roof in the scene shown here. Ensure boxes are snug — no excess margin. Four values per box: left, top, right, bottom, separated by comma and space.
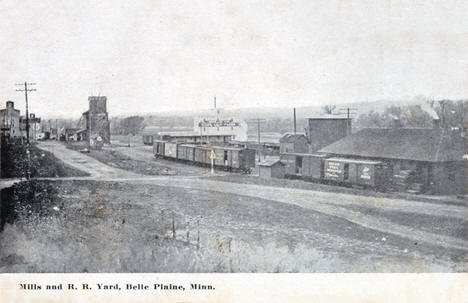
318, 128, 466, 162
279, 133, 307, 143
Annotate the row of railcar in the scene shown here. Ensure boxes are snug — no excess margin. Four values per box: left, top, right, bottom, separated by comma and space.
280, 152, 391, 189
153, 140, 256, 173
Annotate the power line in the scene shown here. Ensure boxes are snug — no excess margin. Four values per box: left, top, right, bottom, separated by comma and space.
15, 82, 36, 144
338, 107, 357, 135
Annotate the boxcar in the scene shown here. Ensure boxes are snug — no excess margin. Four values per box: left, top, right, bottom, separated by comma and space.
185, 145, 195, 162
280, 153, 327, 178
194, 145, 211, 165
209, 145, 256, 171
323, 157, 389, 188
142, 135, 154, 145
164, 142, 179, 159
177, 144, 188, 161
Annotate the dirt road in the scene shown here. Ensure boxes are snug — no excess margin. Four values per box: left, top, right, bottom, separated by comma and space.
37, 141, 141, 178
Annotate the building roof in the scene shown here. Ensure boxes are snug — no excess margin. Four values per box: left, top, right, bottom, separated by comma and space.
308, 115, 349, 120
318, 128, 466, 162
141, 126, 160, 135
281, 152, 328, 157
65, 128, 80, 132
279, 133, 308, 143
159, 131, 234, 137
325, 157, 383, 165
259, 158, 284, 167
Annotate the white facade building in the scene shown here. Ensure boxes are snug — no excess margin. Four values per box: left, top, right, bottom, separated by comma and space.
194, 108, 248, 142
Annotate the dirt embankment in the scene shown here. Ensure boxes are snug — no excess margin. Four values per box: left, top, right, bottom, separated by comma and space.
1, 141, 89, 178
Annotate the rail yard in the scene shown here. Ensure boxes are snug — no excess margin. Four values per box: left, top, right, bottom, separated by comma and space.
1, 97, 467, 273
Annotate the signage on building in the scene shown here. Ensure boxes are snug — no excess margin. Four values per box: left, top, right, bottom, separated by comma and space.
324, 161, 344, 180
359, 165, 371, 180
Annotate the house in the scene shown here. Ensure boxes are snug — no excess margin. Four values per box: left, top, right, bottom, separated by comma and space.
0, 101, 21, 139
318, 124, 467, 194
279, 133, 309, 153
258, 158, 285, 179
65, 128, 80, 141
20, 113, 41, 141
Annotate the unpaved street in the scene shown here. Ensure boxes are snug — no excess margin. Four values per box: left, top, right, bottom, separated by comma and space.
37, 141, 141, 178
26, 140, 468, 272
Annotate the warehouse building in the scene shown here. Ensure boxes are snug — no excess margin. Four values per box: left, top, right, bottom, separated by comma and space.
81, 96, 111, 145
307, 116, 350, 152
318, 124, 467, 194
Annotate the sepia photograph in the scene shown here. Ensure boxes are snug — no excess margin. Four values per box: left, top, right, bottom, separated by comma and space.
0, 0, 467, 283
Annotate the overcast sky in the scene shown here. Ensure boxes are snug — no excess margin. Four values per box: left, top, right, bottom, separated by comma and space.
1, 0, 467, 118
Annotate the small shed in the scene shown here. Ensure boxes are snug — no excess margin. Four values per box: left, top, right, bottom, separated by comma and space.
258, 158, 285, 179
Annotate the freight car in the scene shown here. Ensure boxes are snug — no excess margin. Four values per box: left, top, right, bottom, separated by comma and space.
142, 134, 154, 145
153, 140, 255, 173
281, 152, 391, 190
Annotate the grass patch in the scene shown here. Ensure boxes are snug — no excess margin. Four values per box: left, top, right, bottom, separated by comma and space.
1, 141, 88, 178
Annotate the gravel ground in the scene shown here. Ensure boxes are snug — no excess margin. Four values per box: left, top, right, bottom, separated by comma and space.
1, 180, 465, 273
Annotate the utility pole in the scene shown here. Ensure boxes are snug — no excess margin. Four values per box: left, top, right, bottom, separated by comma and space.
339, 107, 357, 135
248, 118, 266, 145
248, 118, 266, 162
15, 82, 36, 144
293, 108, 297, 135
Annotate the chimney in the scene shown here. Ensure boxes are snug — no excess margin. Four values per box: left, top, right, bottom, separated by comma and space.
392, 117, 401, 129
433, 118, 440, 129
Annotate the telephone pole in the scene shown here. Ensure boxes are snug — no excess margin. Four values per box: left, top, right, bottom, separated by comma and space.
248, 118, 266, 163
16, 82, 36, 144
339, 107, 357, 135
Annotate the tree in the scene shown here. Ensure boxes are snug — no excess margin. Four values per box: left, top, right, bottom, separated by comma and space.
356, 110, 384, 128
321, 105, 336, 115
119, 116, 145, 135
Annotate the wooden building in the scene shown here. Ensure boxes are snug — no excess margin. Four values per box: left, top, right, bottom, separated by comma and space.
307, 117, 350, 152
318, 126, 467, 194
258, 158, 285, 179
279, 133, 309, 153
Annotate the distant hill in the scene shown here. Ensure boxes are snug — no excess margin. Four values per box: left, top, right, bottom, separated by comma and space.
116, 98, 424, 121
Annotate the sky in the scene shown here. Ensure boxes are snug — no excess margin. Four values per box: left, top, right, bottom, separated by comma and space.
1, 0, 468, 118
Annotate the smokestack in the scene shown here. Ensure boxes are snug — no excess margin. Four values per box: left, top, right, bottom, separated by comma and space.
433, 118, 440, 129
293, 108, 297, 135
